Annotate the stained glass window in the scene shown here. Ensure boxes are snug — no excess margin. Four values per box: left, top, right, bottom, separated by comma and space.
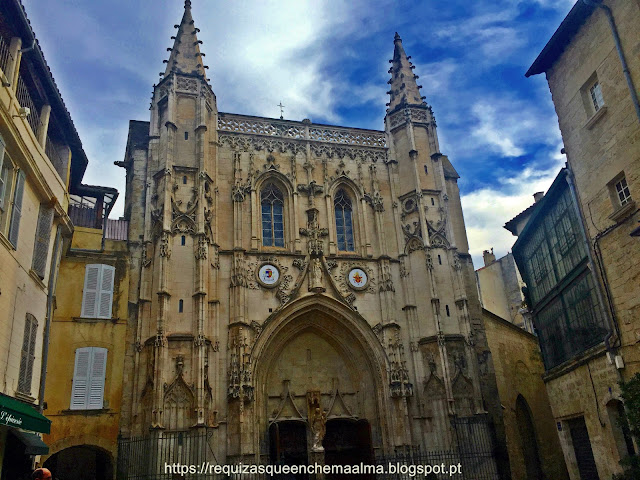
334, 189, 354, 251
261, 184, 284, 247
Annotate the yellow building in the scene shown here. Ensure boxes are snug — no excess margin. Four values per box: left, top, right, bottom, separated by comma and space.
38, 186, 128, 480
0, 0, 89, 478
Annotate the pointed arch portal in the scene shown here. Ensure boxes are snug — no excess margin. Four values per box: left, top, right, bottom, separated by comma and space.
252, 295, 392, 459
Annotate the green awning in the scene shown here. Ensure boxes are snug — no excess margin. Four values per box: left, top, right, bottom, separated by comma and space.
0, 394, 51, 434
10, 429, 49, 455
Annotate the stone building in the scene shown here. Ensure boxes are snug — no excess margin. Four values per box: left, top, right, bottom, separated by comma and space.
0, 0, 90, 477
39, 187, 128, 480
117, 2, 508, 477
476, 249, 532, 332
521, 0, 640, 478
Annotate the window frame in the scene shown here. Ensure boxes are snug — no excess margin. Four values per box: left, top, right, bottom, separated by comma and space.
334, 188, 355, 252
81, 264, 116, 319
260, 183, 285, 248
589, 81, 604, 112
70, 346, 108, 410
17, 313, 38, 395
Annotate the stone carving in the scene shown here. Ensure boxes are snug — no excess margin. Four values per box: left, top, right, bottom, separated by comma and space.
228, 330, 253, 402
176, 76, 198, 92
230, 253, 247, 288
387, 333, 413, 397
310, 406, 327, 451
309, 258, 325, 293
231, 181, 250, 202
171, 199, 197, 235
159, 232, 171, 258
297, 181, 324, 207
365, 191, 385, 212
299, 208, 329, 256
293, 258, 308, 271
218, 114, 386, 147
425, 252, 434, 271
379, 263, 395, 292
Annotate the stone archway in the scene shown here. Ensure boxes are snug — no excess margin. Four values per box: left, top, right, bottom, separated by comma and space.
43, 445, 113, 480
251, 295, 393, 458
515, 395, 543, 480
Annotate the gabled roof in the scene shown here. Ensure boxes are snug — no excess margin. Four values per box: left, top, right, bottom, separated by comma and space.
526, 1, 596, 77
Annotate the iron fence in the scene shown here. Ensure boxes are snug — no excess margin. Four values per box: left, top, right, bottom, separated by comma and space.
117, 417, 500, 480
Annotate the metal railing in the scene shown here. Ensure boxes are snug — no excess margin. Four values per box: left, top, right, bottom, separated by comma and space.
16, 75, 41, 136
0, 35, 13, 74
45, 135, 69, 180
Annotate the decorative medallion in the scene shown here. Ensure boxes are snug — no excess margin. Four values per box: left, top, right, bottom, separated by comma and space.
257, 263, 280, 288
347, 268, 368, 290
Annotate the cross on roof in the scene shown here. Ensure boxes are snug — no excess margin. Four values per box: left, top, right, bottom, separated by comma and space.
277, 101, 285, 119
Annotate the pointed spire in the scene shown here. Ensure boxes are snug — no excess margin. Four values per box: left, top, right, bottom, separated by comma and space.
386, 33, 425, 113
163, 0, 207, 78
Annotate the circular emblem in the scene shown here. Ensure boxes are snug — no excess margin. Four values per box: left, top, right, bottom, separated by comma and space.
348, 268, 368, 290
258, 264, 280, 287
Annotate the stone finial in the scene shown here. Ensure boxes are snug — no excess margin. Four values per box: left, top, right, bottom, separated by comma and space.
386, 32, 426, 113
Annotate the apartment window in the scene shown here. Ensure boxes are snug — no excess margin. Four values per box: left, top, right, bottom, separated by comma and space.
0, 134, 8, 211
32, 205, 54, 279
70, 347, 107, 410
589, 81, 604, 112
17, 314, 38, 394
614, 177, 631, 207
81, 264, 115, 319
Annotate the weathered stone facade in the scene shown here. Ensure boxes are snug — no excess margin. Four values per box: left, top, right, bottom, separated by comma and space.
523, 1, 640, 478
117, 2, 507, 474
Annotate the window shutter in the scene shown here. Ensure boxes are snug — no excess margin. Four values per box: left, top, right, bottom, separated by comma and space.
18, 315, 34, 392
87, 348, 107, 409
25, 314, 38, 393
70, 347, 91, 409
32, 205, 54, 279
81, 265, 101, 318
98, 265, 115, 319
8, 169, 26, 248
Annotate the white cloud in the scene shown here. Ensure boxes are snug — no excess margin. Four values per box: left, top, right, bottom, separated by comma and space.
462, 150, 566, 268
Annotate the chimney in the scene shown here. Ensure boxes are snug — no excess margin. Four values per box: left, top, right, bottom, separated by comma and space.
533, 192, 544, 203
483, 248, 496, 266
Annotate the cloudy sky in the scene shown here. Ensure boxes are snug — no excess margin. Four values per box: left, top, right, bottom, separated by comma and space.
23, 0, 576, 267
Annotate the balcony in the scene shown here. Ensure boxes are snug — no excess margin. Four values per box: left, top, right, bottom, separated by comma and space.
68, 185, 126, 240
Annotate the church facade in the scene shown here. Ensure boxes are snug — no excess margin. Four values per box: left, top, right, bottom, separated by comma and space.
117, 2, 507, 476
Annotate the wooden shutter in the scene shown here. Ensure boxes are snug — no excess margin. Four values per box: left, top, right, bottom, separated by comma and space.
32, 205, 54, 279
70, 347, 91, 409
8, 169, 26, 247
18, 314, 36, 393
98, 265, 115, 319
81, 265, 101, 318
87, 348, 107, 409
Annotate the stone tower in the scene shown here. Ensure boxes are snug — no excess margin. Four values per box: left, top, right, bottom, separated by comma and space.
118, 3, 507, 477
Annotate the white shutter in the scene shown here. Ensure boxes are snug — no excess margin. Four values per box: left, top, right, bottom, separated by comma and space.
70, 347, 91, 409
87, 348, 107, 409
32, 205, 54, 279
81, 265, 101, 318
97, 265, 115, 319
8, 169, 26, 247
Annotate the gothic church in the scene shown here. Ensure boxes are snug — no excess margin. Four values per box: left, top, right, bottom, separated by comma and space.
117, 1, 506, 475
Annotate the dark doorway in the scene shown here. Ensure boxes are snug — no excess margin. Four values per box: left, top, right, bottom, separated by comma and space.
567, 417, 600, 480
323, 419, 374, 480
515, 395, 544, 479
269, 421, 308, 479
43, 445, 113, 480
1, 431, 33, 480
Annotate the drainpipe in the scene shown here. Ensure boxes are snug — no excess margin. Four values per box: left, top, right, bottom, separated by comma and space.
565, 167, 623, 382
38, 226, 63, 413
582, 0, 640, 123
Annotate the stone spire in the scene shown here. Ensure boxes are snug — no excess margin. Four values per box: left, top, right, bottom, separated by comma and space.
163, 0, 207, 77
386, 32, 426, 113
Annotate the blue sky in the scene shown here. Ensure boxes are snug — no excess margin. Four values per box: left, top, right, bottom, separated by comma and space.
23, 0, 576, 267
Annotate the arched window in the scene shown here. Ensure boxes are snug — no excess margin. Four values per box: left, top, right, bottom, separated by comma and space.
334, 189, 354, 251
261, 184, 284, 247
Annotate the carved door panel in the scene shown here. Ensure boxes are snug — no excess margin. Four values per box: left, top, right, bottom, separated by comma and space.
323, 419, 374, 480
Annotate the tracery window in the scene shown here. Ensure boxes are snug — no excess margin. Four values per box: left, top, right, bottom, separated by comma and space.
334, 189, 354, 251
261, 183, 284, 247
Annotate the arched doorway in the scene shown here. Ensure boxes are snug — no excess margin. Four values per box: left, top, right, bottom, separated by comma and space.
515, 395, 543, 480
251, 297, 392, 459
323, 419, 374, 479
269, 420, 308, 465
43, 445, 113, 480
